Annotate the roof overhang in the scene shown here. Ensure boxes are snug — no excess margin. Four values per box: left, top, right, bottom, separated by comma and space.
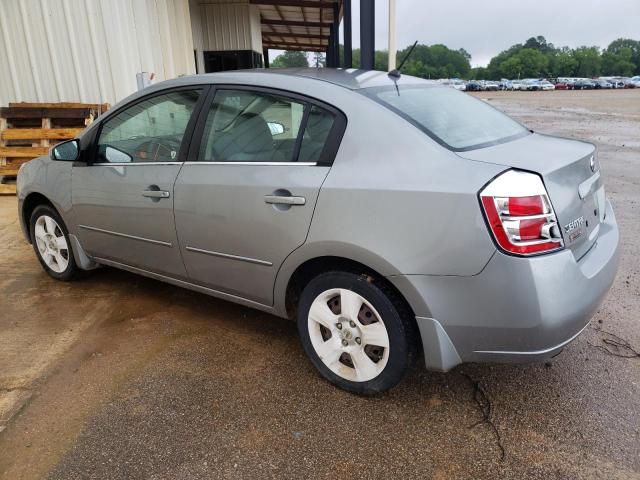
251, 0, 343, 52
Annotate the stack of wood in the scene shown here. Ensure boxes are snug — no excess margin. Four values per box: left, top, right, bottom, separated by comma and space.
0, 102, 109, 195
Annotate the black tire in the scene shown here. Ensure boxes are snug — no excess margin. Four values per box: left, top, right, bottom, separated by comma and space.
29, 204, 78, 281
297, 271, 417, 395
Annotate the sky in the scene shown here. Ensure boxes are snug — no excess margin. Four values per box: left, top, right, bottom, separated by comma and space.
273, 0, 640, 67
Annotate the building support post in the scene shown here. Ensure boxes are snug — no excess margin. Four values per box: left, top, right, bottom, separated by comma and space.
360, 0, 375, 70
333, 2, 340, 68
263, 48, 269, 68
388, 0, 396, 71
327, 25, 335, 68
343, 0, 352, 68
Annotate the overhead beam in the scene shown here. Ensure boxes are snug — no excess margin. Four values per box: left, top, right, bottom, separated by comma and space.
265, 47, 326, 52
250, 0, 335, 7
263, 32, 328, 40
261, 18, 332, 27
264, 44, 326, 51
264, 42, 326, 50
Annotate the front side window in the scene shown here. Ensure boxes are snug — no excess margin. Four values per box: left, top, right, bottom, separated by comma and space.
363, 85, 529, 151
198, 89, 335, 164
97, 89, 201, 163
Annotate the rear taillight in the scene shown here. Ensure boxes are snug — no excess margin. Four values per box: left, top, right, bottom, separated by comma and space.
480, 170, 563, 256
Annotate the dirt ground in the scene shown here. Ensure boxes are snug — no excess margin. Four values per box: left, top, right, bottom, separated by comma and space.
0, 89, 639, 479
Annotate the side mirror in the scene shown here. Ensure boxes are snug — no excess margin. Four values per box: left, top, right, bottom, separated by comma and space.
51, 139, 80, 162
267, 122, 285, 136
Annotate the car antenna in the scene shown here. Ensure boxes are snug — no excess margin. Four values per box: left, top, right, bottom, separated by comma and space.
388, 40, 418, 80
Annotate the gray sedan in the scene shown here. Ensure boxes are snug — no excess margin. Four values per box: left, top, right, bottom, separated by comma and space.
17, 69, 619, 395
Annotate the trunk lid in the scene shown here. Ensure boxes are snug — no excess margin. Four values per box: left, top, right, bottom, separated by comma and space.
459, 133, 604, 260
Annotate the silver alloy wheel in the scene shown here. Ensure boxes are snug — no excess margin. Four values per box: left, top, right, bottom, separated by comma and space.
308, 288, 390, 382
34, 215, 69, 273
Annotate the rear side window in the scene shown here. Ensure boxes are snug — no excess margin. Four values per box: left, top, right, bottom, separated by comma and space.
298, 106, 335, 163
198, 89, 337, 164
363, 85, 529, 151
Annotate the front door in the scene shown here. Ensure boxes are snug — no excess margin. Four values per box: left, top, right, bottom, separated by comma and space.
174, 87, 345, 305
72, 88, 204, 278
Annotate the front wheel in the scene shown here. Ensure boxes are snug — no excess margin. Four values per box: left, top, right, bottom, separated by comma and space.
297, 271, 416, 395
30, 205, 78, 281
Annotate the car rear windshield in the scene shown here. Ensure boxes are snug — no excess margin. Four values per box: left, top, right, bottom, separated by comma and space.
361, 85, 529, 151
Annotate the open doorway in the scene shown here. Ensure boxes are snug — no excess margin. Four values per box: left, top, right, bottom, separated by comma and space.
203, 51, 263, 73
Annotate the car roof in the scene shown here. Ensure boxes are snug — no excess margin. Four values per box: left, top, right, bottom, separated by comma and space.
160, 68, 433, 91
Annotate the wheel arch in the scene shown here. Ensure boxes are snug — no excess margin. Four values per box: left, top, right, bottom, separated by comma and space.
21, 192, 56, 243
275, 243, 422, 327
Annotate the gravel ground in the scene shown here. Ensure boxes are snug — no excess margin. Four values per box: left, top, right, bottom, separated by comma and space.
0, 89, 638, 480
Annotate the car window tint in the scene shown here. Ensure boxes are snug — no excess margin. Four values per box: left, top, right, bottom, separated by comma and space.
97, 89, 201, 163
365, 86, 528, 151
199, 90, 305, 163
298, 106, 335, 163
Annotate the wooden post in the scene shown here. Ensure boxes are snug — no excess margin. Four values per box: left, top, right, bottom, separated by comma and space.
41, 117, 51, 148
0, 117, 6, 167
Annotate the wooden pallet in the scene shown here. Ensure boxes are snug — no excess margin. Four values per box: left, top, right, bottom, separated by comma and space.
0, 102, 108, 195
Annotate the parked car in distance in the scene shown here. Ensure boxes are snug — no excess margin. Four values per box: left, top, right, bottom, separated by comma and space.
483, 81, 500, 91
553, 81, 570, 90
499, 79, 513, 90
630, 76, 640, 88
17, 69, 619, 395
450, 79, 467, 91
522, 79, 541, 91
574, 79, 596, 90
593, 79, 613, 89
600, 77, 625, 88
511, 80, 524, 91
465, 80, 483, 91
539, 80, 556, 91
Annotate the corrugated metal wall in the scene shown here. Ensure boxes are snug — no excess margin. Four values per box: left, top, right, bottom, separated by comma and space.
196, 0, 262, 53
0, 0, 196, 106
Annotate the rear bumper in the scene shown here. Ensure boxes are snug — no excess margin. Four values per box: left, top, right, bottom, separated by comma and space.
391, 199, 619, 370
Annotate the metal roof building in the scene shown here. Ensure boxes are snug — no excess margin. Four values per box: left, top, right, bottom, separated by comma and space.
0, 0, 377, 107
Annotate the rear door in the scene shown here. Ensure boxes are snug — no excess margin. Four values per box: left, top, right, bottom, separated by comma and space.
72, 87, 206, 278
174, 86, 346, 305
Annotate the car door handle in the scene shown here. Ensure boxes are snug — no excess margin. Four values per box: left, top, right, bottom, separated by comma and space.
142, 189, 170, 199
264, 195, 306, 206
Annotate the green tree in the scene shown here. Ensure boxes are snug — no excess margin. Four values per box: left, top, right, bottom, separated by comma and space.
572, 47, 602, 77
523, 36, 555, 54
395, 43, 471, 78
512, 48, 549, 77
349, 48, 388, 70
485, 43, 523, 79
604, 38, 640, 75
549, 48, 578, 77
271, 51, 309, 68
601, 48, 635, 76
500, 56, 524, 79
312, 52, 326, 68
468, 67, 488, 80
338, 36, 640, 80
348, 44, 469, 78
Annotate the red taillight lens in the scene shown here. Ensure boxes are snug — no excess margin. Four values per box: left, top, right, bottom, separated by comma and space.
505, 195, 544, 216
480, 171, 563, 256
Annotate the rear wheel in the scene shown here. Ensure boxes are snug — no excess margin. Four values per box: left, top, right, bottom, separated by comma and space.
29, 205, 78, 281
297, 271, 416, 395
